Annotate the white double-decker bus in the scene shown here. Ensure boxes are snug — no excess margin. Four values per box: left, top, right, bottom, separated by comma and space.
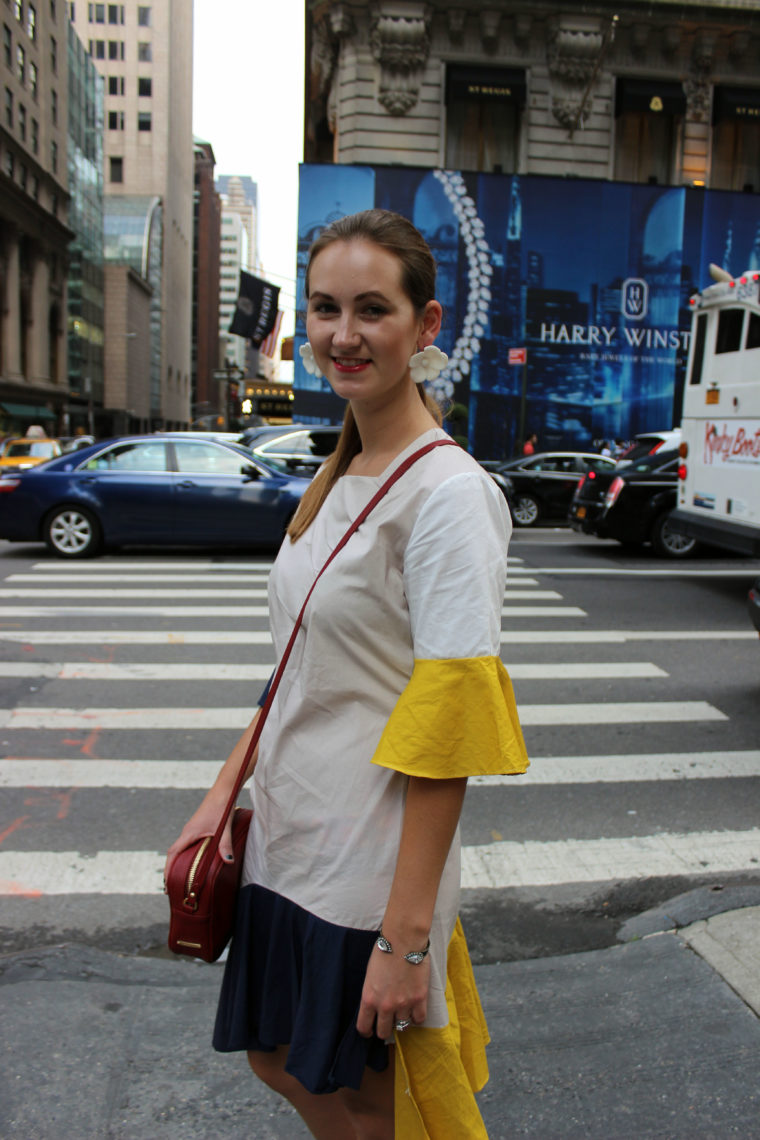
671, 266, 760, 556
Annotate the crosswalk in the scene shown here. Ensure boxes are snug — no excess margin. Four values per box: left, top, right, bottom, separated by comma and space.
0, 553, 758, 917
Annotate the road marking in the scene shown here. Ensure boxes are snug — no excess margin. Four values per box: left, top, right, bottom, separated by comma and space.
0, 588, 271, 598
0, 700, 725, 730
460, 828, 760, 889
500, 567, 760, 579
470, 750, 760, 785
2, 827, 757, 895
501, 607, 587, 617
3, 750, 758, 789
0, 630, 275, 644
5, 573, 271, 584
0, 606, 272, 617
0, 660, 665, 681
499, 630, 758, 643
29, 561, 276, 571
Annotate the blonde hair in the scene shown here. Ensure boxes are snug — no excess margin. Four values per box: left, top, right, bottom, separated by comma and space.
288, 210, 442, 541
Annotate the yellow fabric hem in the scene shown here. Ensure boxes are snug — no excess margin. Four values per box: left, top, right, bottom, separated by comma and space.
372, 656, 529, 779
394, 918, 490, 1139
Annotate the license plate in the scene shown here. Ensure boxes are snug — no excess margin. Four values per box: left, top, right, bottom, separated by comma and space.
576, 506, 586, 519
706, 389, 719, 404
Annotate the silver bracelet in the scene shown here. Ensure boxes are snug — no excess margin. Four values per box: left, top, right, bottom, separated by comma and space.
376, 930, 431, 965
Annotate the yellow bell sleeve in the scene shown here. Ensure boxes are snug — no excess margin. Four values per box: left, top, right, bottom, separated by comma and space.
371, 656, 529, 779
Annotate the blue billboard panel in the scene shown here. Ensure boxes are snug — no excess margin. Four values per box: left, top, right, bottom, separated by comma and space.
296, 163, 760, 458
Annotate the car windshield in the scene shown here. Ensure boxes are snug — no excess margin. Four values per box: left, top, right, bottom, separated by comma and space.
5, 441, 57, 458
626, 450, 679, 474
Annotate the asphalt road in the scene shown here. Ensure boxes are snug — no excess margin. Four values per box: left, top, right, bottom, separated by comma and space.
0, 529, 758, 962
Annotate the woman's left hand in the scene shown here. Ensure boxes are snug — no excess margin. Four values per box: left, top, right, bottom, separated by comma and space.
356, 942, 430, 1040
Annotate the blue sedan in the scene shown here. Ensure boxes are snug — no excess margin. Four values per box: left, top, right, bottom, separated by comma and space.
0, 434, 312, 558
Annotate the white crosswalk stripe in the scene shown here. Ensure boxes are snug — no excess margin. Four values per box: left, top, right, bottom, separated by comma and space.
0, 551, 753, 909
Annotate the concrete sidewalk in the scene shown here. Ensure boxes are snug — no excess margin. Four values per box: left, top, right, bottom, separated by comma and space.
2, 891, 760, 1139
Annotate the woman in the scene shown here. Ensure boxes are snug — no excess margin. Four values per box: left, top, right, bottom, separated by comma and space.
166, 209, 528, 1139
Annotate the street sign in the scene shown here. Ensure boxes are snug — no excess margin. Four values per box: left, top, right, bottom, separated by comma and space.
509, 348, 527, 364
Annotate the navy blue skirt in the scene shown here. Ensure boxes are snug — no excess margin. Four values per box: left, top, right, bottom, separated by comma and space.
213, 883, 389, 1094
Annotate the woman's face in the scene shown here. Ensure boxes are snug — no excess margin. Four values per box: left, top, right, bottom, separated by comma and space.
306, 239, 440, 406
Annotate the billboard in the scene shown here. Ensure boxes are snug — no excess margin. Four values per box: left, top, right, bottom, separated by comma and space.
296, 163, 760, 459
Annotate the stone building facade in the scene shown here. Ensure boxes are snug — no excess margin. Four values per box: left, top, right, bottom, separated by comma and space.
0, 0, 72, 435
192, 138, 221, 423
305, 0, 760, 193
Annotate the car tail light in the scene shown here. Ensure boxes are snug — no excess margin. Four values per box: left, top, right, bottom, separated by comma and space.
587, 469, 596, 479
604, 476, 624, 508
678, 441, 688, 458
678, 464, 687, 481
0, 479, 20, 492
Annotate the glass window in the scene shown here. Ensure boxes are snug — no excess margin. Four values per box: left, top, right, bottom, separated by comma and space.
26, 2, 34, 38
712, 120, 760, 192
138, 76, 151, 96
50, 34, 56, 72
108, 109, 124, 129
746, 312, 760, 351
715, 308, 745, 354
137, 4, 149, 25
689, 313, 707, 384
50, 138, 57, 172
137, 40, 151, 61
31, 173, 38, 198
615, 112, 676, 184
50, 87, 56, 125
16, 42, 24, 82
4, 87, 12, 128
30, 116, 37, 151
107, 3, 122, 23
174, 442, 249, 476
4, 150, 14, 177
19, 162, 27, 190
83, 441, 167, 472
17, 100, 25, 139
109, 155, 123, 182
137, 110, 151, 130
3, 25, 11, 68
107, 38, 123, 59
29, 59, 37, 96
108, 74, 123, 95
14, 0, 22, 22
69, 3, 75, 19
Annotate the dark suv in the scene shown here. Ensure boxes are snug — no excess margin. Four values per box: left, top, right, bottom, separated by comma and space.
569, 449, 699, 558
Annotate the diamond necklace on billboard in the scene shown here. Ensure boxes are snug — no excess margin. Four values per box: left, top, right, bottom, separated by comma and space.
229, 271, 281, 347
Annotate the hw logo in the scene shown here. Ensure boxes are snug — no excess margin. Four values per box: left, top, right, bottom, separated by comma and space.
621, 278, 649, 320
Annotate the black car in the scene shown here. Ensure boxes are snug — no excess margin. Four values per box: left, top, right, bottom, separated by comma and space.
251, 426, 342, 477
569, 448, 698, 558
483, 452, 617, 526
749, 579, 760, 638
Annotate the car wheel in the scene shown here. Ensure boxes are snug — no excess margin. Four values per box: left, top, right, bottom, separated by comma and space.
44, 505, 102, 558
650, 511, 698, 559
512, 494, 541, 527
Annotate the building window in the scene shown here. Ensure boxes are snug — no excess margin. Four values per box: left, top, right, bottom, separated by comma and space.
29, 59, 37, 96
51, 138, 57, 172
137, 4, 150, 25
138, 76, 151, 96
108, 74, 124, 95
69, 3, 75, 19
4, 87, 12, 128
16, 42, 24, 83
107, 3, 123, 23
3, 25, 10, 68
88, 38, 104, 57
109, 155, 123, 182
137, 40, 151, 61
14, 0, 22, 22
87, 1, 103, 19
108, 108, 124, 129
26, 2, 34, 38
50, 0, 55, 16
614, 78, 685, 185
137, 109, 151, 130
107, 37, 123, 59
19, 161, 26, 190
31, 115, 37, 152
445, 66, 525, 173
50, 34, 56, 73
711, 86, 760, 192
51, 87, 57, 125
31, 172, 38, 198
18, 100, 25, 139
5, 149, 14, 178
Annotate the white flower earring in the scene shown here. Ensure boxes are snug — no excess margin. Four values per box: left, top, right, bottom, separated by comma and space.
299, 342, 323, 379
409, 345, 448, 383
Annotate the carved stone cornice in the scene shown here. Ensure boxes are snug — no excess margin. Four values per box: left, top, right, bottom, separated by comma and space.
447, 7, 466, 43
479, 9, 501, 51
683, 72, 711, 123
370, 3, 432, 116
546, 16, 605, 131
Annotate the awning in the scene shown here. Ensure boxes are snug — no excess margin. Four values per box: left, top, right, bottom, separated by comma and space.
615, 78, 686, 118
446, 66, 526, 108
0, 402, 57, 420
713, 85, 760, 125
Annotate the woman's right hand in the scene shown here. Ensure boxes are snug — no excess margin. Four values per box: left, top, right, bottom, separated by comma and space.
164, 789, 235, 885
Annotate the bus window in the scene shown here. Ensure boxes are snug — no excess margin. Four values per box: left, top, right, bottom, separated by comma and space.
715, 308, 745, 353
689, 313, 707, 384
746, 312, 760, 350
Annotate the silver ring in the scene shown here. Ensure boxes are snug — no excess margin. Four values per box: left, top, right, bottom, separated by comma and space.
394, 1019, 412, 1032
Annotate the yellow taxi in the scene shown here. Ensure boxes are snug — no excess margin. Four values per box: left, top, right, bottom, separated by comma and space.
0, 437, 63, 471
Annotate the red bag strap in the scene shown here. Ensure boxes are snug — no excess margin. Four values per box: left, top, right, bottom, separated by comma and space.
196, 437, 458, 880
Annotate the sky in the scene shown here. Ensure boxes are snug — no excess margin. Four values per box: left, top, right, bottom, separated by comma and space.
192, 0, 305, 354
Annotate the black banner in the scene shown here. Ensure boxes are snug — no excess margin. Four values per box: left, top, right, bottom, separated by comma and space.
229, 272, 280, 347
713, 85, 760, 124
615, 78, 686, 118
446, 66, 526, 107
